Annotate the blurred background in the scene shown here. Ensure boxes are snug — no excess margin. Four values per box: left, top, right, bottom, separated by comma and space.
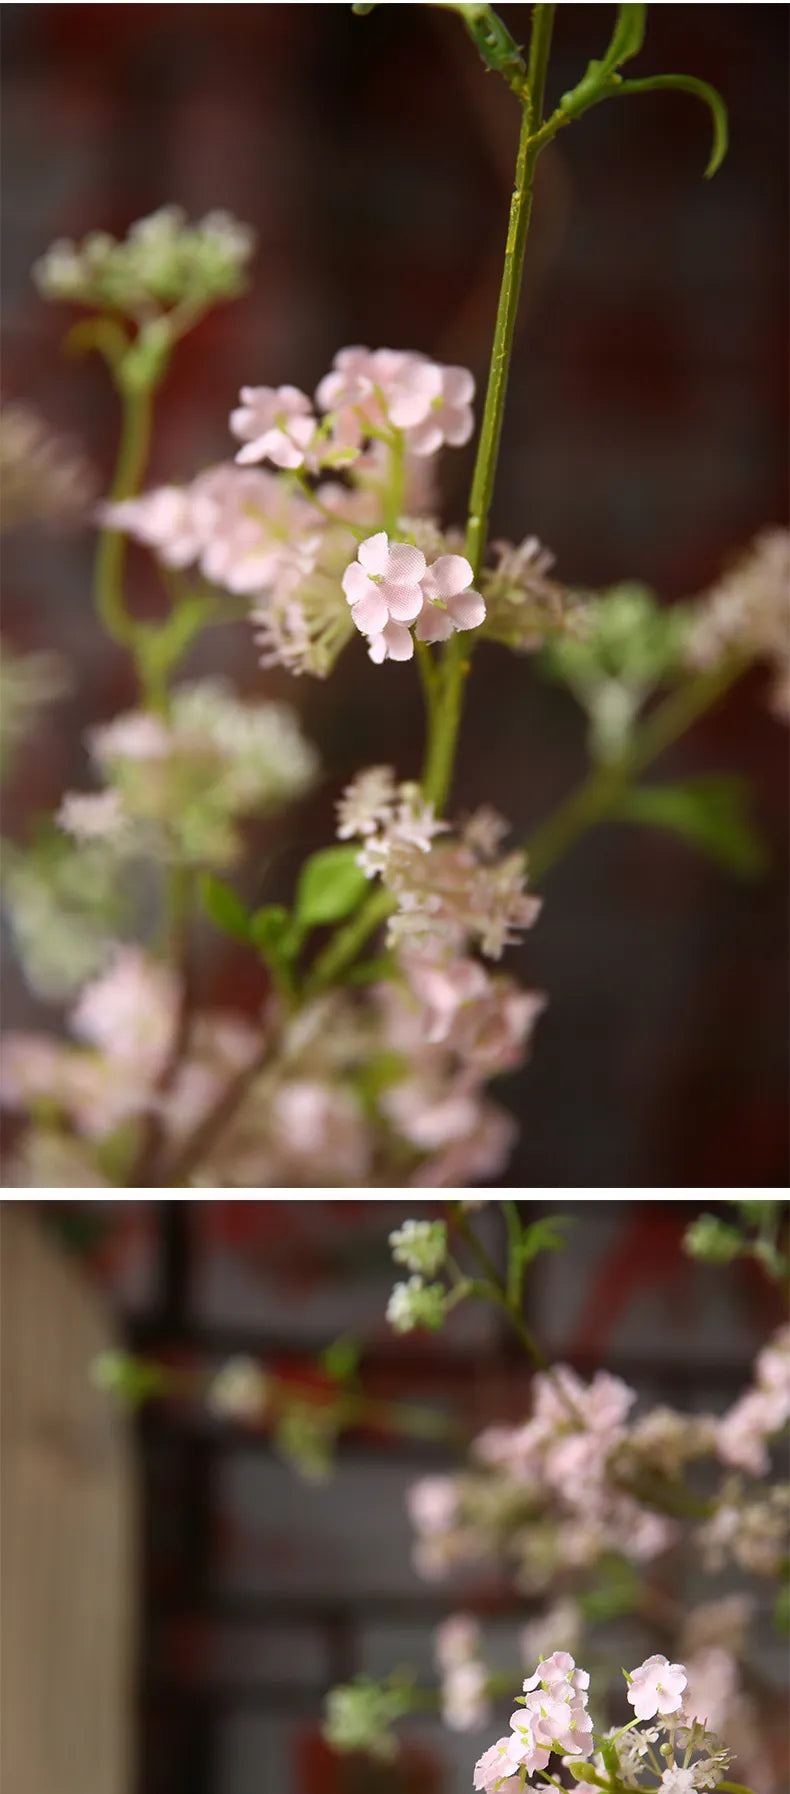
1, 1197, 788, 1794
1, 4, 788, 1187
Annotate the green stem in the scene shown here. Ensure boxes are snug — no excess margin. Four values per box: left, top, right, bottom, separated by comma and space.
422, 4, 556, 812
303, 886, 394, 997
526, 654, 747, 883
94, 383, 154, 647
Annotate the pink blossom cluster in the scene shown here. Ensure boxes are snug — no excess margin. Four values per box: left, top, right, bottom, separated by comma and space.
101, 463, 321, 593
687, 527, 790, 720
342, 532, 485, 662
0, 947, 261, 1182
474, 1651, 593, 1789
715, 1322, 790, 1476
338, 773, 540, 960
230, 348, 475, 476
406, 1364, 679, 1586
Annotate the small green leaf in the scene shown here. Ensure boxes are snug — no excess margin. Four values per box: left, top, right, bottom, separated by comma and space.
604, 4, 647, 73
615, 776, 767, 877
612, 73, 729, 176
580, 1554, 641, 1622
519, 1214, 573, 1268
295, 845, 368, 929
249, 903, 295, 956
321, 1336, 361, 1384
198, 873, 250, 943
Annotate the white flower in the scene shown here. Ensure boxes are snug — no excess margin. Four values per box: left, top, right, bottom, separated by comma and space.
389, 1218, 447, 1277
626, 1654, 688, 1721
207, 1357, 270, 1422
386, 1274, 446, 1333
230, 383, 317, 469
658, 1769, 697, 1794
57, 788, 128, 843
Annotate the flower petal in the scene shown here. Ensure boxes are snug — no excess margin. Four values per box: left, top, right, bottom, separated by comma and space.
350, 588, 389, 635
358, 531, 390, 576
406, 418, 445, 457
442, 366, 475, 406
341, 561, 375, 605
415, 602, 454, 642
383, 580, 424, 622
384, 541, 427, 584
448, 588, 485, 630
367, 634, 388, 663
422, 554, 474, 600
382, 620, 414, 661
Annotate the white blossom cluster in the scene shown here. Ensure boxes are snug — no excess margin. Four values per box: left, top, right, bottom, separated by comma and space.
57, 679, 319, 869
687, 528, 790, 719
34, 206, 254, 315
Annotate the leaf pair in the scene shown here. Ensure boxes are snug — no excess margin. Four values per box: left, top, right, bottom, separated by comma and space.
199, 844, 368, 987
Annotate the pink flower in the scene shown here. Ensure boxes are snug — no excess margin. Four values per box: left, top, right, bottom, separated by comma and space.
230, 384, 316, 470
473, 1740, 520, 1792
435, 1614, 480, 1668
407, 1475, 458, 1535
415, 553, 485, 642
71, 947, 179, 1079
99, 486, 204, 568
626, 1654, 688, 1721
342, 532, 427, 661
315, 347, 474, 460
406, 364, 475, 456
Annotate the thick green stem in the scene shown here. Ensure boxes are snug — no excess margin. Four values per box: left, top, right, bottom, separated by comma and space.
422, 4, 556, 812
526, 654, 748, 883
94, 383, 154, 647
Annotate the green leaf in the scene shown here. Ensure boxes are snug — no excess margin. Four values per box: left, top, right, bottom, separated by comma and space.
321, 1336, 361, 1384
519, 1214, 573, 1268
615, 776, 767, 877
612, 73, 729, 176
249, 903, 295, 957
295, 845, 368, 930
604, 4, 647, 72
198, 872, 250, 943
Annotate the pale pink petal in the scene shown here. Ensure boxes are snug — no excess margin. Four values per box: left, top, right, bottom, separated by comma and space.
268, 436, 305, 470
278, 385, 312, 412
358, 532, 390, 576
442, 407, 474, 447
384, 542, 426, 584
406, 418, 445, 457
350, 589, 389, 635
442, 366, 475, 406
422, 554, 474, 600
382, 620, 414, 661
341, 561, 376, 605
415, 603, 454, 642
367, 634, 387, 664
383, 580, 424, 622
448, 588, 486, 629
234, 438, 268, 465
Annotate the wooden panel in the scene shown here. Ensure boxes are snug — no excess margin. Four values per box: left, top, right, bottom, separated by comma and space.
1, 1203, 135, 1794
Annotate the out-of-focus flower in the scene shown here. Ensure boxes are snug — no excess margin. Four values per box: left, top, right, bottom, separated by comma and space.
389, 1218, 447, 1277
34, 206, 254, 316
230, 384, 317, 470
0, 402, 96, 531
686, 528, 790, 720
0, 641, 69, 778
206, 1357, 270, 1423
386, 1275, 447, 1334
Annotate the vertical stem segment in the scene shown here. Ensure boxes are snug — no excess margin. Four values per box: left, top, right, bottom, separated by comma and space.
422, 4, 556, 811
94, 383, 154, 647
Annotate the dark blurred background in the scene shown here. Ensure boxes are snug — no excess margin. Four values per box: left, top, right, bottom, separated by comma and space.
1, 5, 788, 1187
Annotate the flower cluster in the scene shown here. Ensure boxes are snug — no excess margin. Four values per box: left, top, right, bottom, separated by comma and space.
33, 206, 254, 315
0, 945, 263, 1184
474, 1650, 593, 1788
687, 528, 790, 720
473, 1656, 736, 1794
0, 401, 96, 532
406, 1364, 683, 1585
543, 582, 691, 761
342, 533, 485, 662
715, 1322, 790, 1475
339, 772, 540, 960
58, 679, 319, 868
480, 536, 581, 654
